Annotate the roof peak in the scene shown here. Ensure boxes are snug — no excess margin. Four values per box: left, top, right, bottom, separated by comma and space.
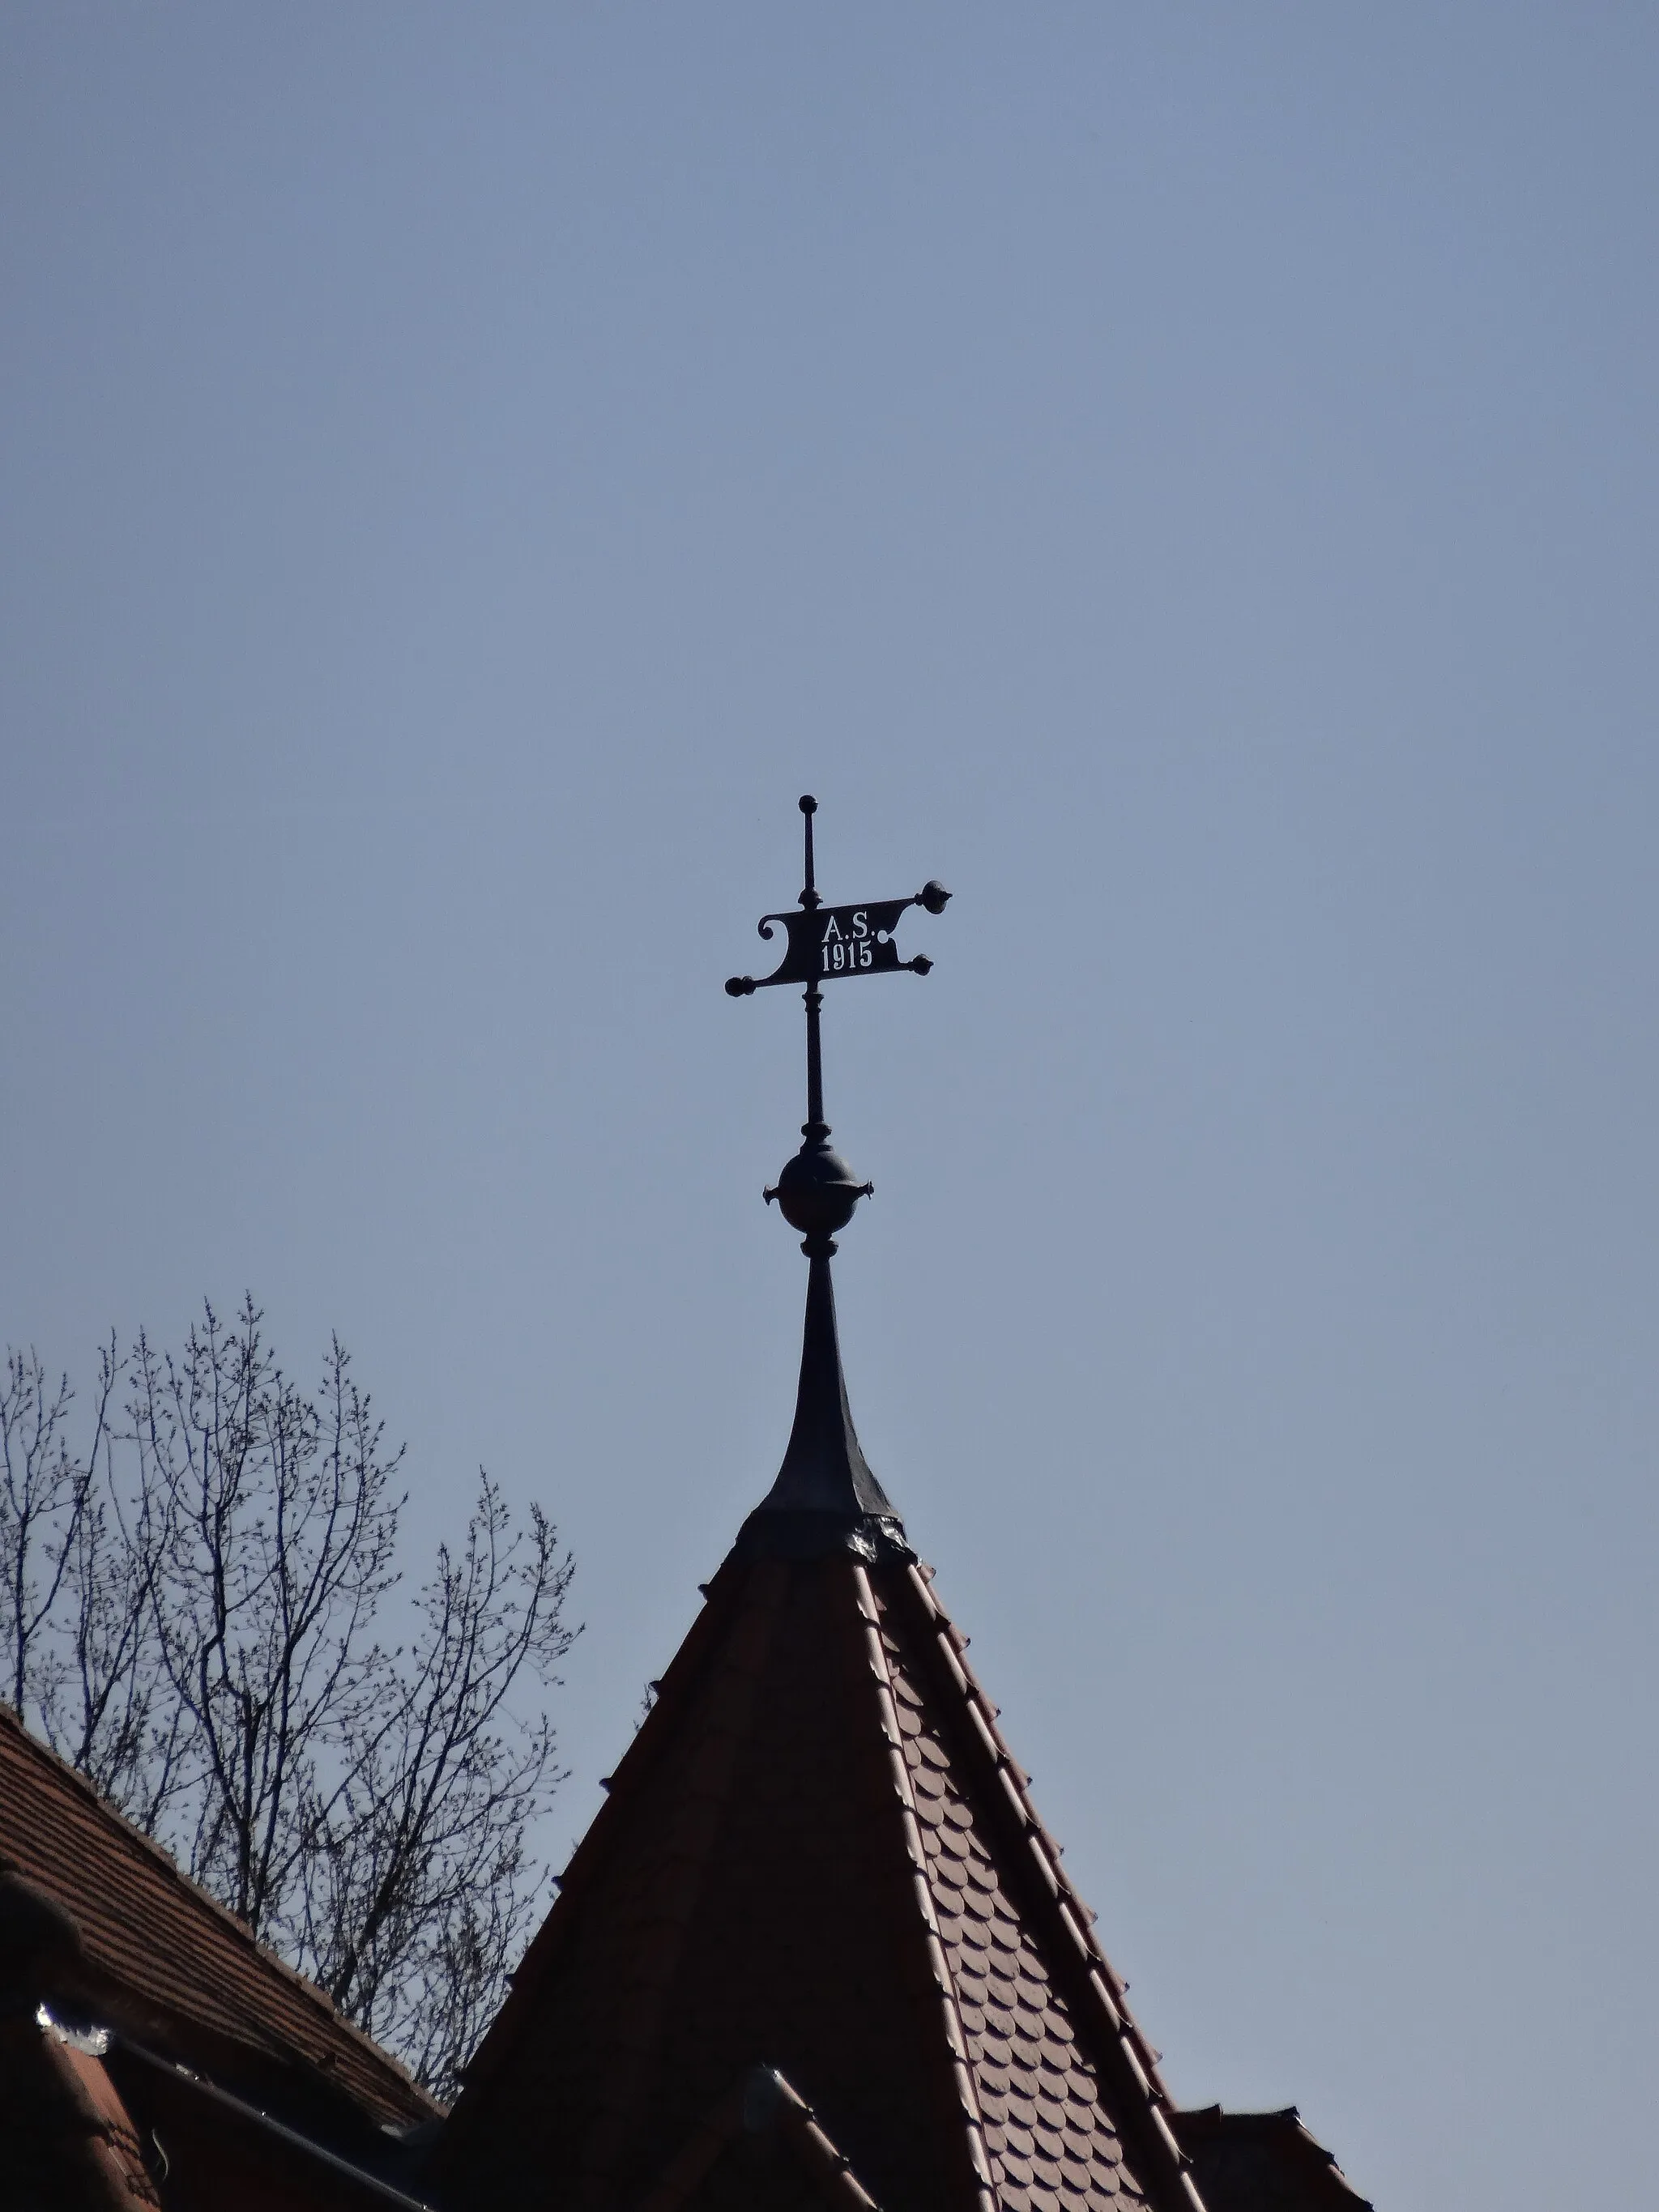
445, 1544, 1193, 2212
731, 1251, 909, 1565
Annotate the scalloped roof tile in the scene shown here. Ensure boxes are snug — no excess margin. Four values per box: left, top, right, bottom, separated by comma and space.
441, 1548, 1204, 2212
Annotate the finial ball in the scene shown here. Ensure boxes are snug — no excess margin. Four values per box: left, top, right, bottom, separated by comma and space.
799, 795, 817, 815
769, 1134, 872, 1238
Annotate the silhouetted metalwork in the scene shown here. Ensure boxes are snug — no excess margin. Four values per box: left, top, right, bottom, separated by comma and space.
725, 795, 949, 1257
724, 795, 948, 1000
725, 797, 949, 1564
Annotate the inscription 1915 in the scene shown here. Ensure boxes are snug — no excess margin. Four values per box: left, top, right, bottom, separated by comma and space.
814, 903, 908, 977
727, 892, 945, 995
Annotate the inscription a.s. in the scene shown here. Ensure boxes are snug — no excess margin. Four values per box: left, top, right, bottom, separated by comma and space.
819, 910, 880, 973
727, 888, 940, 994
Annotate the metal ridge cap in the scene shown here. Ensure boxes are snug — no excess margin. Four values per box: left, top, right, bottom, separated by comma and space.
727, 1504, 913, 1565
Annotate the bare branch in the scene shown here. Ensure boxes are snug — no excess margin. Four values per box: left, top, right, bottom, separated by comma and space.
1, 1303, 575, 2096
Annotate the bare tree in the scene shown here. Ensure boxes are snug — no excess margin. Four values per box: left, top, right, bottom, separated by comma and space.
128, 1307, 404, 1937
46, 1336, 176, 1824
0, 1299, 578, 2099
297, 1476, 576, 2088
0, 1345, 106, 1723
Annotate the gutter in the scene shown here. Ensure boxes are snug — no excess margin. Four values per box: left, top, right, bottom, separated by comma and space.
113, 2032, 441, 2211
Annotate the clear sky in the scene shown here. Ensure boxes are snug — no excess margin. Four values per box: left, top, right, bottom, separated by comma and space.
3, 8, 1656, 2205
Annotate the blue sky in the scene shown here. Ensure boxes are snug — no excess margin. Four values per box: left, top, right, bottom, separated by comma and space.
3, 10, 1657, 2205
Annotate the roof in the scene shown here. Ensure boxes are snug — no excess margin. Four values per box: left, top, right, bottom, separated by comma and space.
0, 1238, 1375, 2207
1171, 2108, 1373, 2212
441, 1529, 1205, 2212
442, 1232, 1375, 2211
0, 2001, 160, 2210
444, 1252, 1203, 2210
0, 1861, 437, 2209
0, 1700, 436, 2131
634, 2063, 882, 2211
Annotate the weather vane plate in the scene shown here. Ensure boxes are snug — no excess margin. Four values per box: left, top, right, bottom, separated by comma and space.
741, 897, 922, 989
726, 796, 949, 1250
724, 799, 949, 999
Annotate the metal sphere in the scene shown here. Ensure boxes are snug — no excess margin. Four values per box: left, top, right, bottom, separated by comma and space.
768, 1136, 872, 1238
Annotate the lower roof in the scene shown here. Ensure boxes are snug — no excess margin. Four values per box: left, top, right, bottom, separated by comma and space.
0, 1702, 435, 2131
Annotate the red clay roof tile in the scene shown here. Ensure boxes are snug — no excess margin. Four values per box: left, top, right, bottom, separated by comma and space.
446, 1542, 1206, 2210
0, 1703, 433, 2129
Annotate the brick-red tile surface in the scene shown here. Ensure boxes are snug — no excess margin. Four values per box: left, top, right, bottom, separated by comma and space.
876, 1584, 1149, 2212
448, 1554, 1189, 2212
0, 1703, 433, 2129
0, 2010, 160, 2210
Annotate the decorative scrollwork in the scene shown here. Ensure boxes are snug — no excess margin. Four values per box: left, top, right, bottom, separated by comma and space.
726, 889, 949, 996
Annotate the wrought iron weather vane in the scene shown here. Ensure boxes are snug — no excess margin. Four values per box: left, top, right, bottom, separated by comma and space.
726, 795, 950, 1256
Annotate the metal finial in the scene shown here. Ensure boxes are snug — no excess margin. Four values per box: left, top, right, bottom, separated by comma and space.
726, 795, 944, 1566
799, 794, 821, 910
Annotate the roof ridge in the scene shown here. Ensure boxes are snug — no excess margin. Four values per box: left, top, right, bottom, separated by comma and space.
903, 1566, 1169, 2084
635, 2065, 881, 2212
567, 1563, 791, 2211
0, 1699, 433, 2114
884, 1566, 1209, 2212
440, 1545, 1226, 2210
450, 1558, 787, 2120
847, 1561, 1000, 2212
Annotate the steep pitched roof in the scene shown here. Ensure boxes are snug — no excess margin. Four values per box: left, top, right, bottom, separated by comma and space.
443, 1259, 1205, 2212
0, 1701, 435, 2131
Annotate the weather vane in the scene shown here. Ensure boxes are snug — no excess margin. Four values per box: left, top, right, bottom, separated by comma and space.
726, 795, 950, 1255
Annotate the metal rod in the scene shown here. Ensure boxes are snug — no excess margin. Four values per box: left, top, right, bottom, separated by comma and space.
804, 986, 825, 1135
800, 793, 820, 909
800, 795, 827, 1136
